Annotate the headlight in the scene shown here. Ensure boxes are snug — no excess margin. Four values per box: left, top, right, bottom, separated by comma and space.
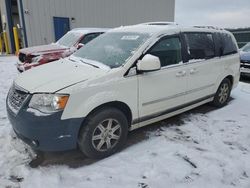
29, 94, 69, 113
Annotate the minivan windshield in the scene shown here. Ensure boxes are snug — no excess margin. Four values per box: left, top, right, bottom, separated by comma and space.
242, 42, 250, 52
73, 32, 150, 68
57, 32, 82, 47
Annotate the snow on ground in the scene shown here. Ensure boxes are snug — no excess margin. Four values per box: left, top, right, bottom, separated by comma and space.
0, 56, 250, 188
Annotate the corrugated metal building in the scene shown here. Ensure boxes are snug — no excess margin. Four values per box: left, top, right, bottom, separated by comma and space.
0, 0, 175, 53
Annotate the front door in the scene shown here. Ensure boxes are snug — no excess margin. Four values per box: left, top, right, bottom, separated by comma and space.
138, 35, 187, 123
53, 17, 70, 41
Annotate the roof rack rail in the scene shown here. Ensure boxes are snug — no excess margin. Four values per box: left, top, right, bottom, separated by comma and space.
193, 26, 224, 30
140, 22, 178, 26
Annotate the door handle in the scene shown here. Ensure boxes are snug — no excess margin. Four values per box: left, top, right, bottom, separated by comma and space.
176, 70, 186, 77
190, 68, 198, 75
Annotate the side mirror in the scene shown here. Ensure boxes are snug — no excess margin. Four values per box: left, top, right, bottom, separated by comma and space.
77, 43, 84, 49
137, 54, 161, 72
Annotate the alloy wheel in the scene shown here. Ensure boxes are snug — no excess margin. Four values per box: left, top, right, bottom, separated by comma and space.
218, 83, 229, 104
91, 119, 122, 152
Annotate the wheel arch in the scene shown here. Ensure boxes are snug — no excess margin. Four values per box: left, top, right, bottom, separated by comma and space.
215, 74, 234, 92
81, 101, 133, 129
225, 75, 234, 87
212, 74, 233, 108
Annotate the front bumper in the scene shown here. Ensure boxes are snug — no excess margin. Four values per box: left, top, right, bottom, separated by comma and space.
16, 61, 25, 72
7, 101, 84, 152
16, 61, 33, 72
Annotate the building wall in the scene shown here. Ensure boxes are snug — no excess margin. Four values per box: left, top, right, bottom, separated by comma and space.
21, 0, 175, 47
0, 0, 7, 31
0, 0, 12, 52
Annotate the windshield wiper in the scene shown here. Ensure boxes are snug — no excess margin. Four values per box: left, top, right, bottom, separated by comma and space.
79, 59, 100, 69
68, 57, 76, 62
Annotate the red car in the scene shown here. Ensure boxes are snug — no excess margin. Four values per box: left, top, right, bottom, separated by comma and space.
17, 28, 108, 72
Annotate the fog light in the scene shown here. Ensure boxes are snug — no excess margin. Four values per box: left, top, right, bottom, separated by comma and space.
31, 140, 39, 147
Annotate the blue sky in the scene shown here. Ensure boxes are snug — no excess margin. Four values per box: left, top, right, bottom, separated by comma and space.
175, 0, 250, 28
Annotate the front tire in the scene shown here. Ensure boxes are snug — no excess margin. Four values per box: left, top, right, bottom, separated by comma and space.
78, 107, 128, 159
212, 78, 232, 107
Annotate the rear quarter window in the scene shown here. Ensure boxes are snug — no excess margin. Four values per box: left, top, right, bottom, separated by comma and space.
214, 32, 238, 56
220, 33, 238, 56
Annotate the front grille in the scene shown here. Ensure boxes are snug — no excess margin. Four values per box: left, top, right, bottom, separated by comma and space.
7, 85, 29, 115
19, 53, 26, 62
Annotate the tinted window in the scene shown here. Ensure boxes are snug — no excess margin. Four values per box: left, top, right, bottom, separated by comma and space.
184, 33, 215, 60
148, 37, 182, 67
80, 33, 102, 44
220, 33, 238, 55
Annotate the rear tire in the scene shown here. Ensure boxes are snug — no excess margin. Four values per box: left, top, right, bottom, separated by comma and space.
78, 107, 128, 159
211, 78, 232, 108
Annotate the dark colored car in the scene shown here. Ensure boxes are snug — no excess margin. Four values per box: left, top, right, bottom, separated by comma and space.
240, 42, 250, 76
17, 28, 108, 72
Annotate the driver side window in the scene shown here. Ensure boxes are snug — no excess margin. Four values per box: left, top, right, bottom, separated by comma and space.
148, 36, 182, 67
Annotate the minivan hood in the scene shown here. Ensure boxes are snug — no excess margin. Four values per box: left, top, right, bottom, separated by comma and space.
14, 59, 109, 93
20, 43, 67, 55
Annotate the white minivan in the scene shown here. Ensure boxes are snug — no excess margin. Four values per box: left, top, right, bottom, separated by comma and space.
7, 23, 240, 159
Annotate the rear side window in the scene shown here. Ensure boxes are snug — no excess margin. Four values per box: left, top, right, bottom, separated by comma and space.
184, 33, 215, 60
148, 37, 182, 67
220, 33, 238, 56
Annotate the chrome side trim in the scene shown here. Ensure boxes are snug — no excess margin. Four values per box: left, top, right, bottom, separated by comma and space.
130, 97, 213, 131
186, 84, 214, 95
142, 84, 214, 106
142, 92, 186, 106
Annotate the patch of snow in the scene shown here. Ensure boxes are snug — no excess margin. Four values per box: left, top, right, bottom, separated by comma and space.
188, 59, 206, 63
26, 108, 51, 117
0, 56, 250, 188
